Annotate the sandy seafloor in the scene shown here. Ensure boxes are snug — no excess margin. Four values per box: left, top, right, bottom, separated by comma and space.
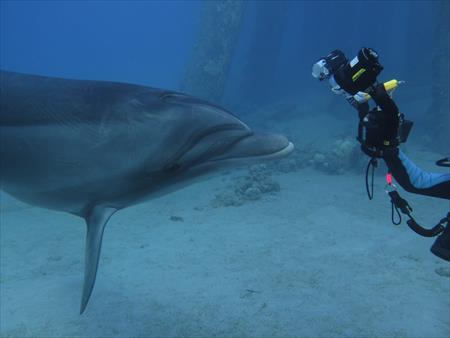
1, 106, 449, 337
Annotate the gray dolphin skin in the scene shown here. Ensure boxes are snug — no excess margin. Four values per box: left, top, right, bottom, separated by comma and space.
0, 70, 294, 313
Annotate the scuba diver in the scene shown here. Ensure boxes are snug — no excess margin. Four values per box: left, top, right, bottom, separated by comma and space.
312, 47, 450, 261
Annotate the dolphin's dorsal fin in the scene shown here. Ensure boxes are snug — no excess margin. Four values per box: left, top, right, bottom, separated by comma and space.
80, 205, 117, 314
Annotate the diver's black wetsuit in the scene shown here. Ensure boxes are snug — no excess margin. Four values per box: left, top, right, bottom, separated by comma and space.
367, 85, 450, 200
383, 149, 450, 199
359, 84, 450, 261
316, 46, 449, 260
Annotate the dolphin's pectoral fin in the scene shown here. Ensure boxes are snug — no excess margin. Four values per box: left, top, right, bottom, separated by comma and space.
80, 205, 117, 314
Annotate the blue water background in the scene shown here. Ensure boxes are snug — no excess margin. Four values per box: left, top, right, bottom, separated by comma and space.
1, 0, 439, 120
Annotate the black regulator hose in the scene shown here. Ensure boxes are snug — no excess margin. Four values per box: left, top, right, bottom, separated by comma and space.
388, 190, 447, 237
365, 157, 377, 200
406, 218, 446, 238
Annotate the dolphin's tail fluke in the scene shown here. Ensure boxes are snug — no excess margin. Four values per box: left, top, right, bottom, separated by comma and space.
80, 205, 117, 314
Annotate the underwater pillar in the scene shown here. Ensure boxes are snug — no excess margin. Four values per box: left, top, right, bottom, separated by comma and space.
428, 0, 450, 153
181, 0, 247, 103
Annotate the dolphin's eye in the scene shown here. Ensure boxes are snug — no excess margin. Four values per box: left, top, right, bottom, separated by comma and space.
159, 92, 188, 101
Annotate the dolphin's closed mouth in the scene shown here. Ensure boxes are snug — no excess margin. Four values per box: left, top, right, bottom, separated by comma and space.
264, 141, 294, 158
209, 132, 294, 163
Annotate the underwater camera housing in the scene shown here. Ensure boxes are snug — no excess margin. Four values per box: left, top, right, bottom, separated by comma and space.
324, 49, 348, 75
312, 49, 348, 81
334, 47, 384, 95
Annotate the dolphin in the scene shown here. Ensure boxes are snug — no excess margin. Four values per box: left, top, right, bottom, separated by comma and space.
0, 70, 293, 313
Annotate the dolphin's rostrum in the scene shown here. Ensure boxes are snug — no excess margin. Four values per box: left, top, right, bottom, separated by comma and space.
0, 70, 293, 313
